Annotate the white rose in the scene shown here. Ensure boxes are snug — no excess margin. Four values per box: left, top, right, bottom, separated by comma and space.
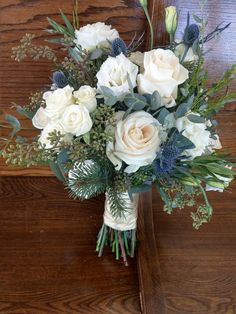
73, 85, 97, 113
137, 49, 189, 106
175, 113, 221, 159
32, 107, 50, 129
60, 104, 92, 136
97, 53, 138, 99
106, 111, 125, 171
74, 22, 119, 51
43, 85, 74, 120
38, 120, 72, 149
175, 41, 198, 62
108, 111, 161, 173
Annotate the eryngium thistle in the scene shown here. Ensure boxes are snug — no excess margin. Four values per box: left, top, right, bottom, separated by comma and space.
183, 24, 200, 46
52, 70, 68, 88
162, 144, 181, 161
111, 38, 128, 56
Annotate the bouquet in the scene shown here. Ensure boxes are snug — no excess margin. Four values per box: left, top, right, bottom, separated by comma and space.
1, 1, 235, 266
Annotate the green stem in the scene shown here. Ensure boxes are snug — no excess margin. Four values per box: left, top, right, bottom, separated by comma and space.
180, 45, 190, 63
143, 6, 154, 50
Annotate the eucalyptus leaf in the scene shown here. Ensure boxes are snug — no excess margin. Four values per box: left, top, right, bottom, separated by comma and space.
150, 91, 162, 110
174, 133, 195, 150
16, 106, 35, 119
157, 107, 169, 124
5, 114, 21, 135
90, 48, 103, 60
187, 114, 205, 123
124, 93, 147, 110
49, 160, 66, 182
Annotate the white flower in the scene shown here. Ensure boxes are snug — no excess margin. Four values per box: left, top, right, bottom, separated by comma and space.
60, 104, 92, 136
106, 111, 125, 171
43, 85, 74, 120
32, 107, 50, 129
73, 85, 97, 113
175, 113, 221, 159
38, 120, 72, 149
205, 166, 233, 192
97, 53, 138, 99
175, 41, 198, 62
74, 22, 119, 51
137, 49, 189, 107
107, 111, 161, 173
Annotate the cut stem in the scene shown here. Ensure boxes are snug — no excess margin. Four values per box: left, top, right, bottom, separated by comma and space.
143, 5, 154, 50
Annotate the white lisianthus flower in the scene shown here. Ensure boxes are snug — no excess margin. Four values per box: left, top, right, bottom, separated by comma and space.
97, 53, 138, 99
174, 40, 198, 62
206, 166, 233, 192
60, 104, 92, 136
32, 107, 50, 129
43, 85, 74, 120
74, 22, 119, 51
38, 121, 72, 149
137, 49, 189, 107
107, 111, 161, 173
175, 113, 222, 158
73, 85, 97, 113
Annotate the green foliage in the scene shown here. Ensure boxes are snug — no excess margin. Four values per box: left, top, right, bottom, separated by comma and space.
45, 10, 75, 38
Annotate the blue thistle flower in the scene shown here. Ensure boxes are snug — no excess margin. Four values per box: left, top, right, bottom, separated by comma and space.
111, 38, 128, 56
154, 159, 175, 174
183, 24, 200, 46
162, 144, 182, 161
52, 70, 68, 88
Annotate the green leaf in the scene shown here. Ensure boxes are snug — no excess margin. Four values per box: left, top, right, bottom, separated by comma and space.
5, 114, 21, 135
124, 93, 147, 110
187, 114, 205, 123
69, 47, 83, 63
157, 107, 169, 124
156, 183, 172, 207
60, 9, 75, 37
174, 133, 195, 150
47, 17, 71, 37
16, 105, 35, 119
193, 14, 203, 23
100, 86, 117, 106
16, 136, 27, 143
49, 160, 66, 182
150, 91, 162, 110
90, 48, 103, 60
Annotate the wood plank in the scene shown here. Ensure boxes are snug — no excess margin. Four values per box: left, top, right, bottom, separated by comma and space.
137, 191, 166, 314
0, 176, 140, 314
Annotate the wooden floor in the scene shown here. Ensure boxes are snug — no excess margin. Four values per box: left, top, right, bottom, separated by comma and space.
0, 177, 140, 314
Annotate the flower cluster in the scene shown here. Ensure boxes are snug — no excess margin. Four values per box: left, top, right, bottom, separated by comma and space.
1, 3, 235, 264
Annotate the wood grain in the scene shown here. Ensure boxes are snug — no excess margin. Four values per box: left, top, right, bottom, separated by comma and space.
0, 176, 140, 314
153, 176, 236, 314
137, 191, 166, 314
